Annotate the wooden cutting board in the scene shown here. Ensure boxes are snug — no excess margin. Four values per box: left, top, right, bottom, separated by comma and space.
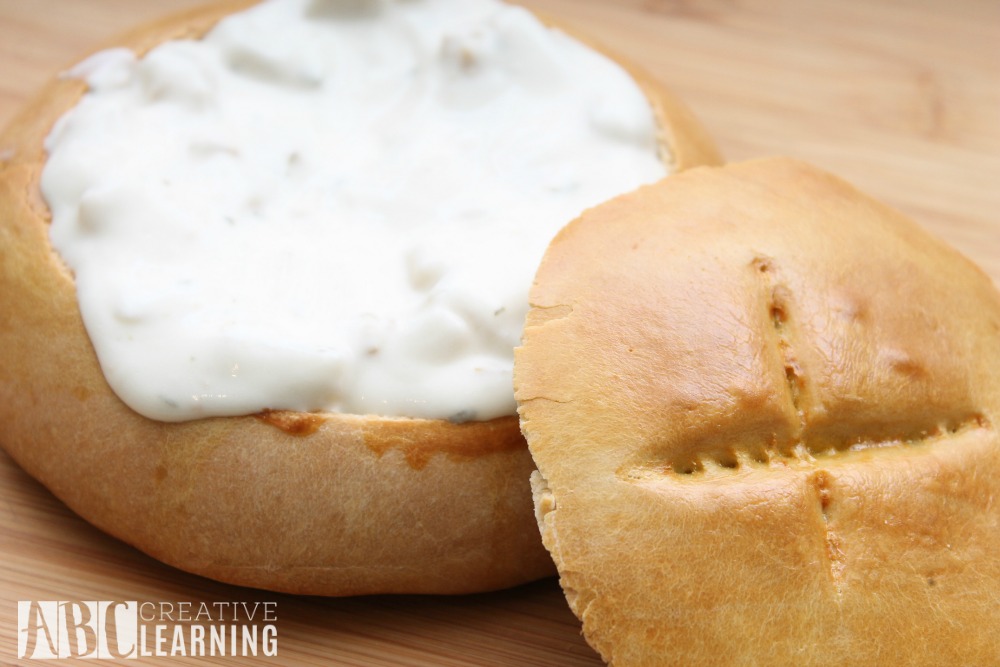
1, 1, 997, 664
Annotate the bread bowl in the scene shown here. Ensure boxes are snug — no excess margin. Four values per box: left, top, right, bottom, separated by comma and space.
515, 158, 1000, 664
0, 0, 720, 595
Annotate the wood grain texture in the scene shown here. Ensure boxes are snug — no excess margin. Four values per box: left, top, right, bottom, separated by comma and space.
0, 0, 997, 665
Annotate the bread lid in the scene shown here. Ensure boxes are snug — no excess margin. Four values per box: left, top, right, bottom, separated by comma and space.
515, 157, 1000, 664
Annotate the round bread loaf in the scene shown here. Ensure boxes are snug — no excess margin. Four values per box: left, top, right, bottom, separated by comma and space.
515, 158, 1000, 663
0, 0, 720, 595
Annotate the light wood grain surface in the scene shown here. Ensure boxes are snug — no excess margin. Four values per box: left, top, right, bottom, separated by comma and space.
1, 0, 998, 665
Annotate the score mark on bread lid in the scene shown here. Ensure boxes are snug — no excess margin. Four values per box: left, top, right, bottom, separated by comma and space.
624, 413, 992, 480
622, 254, 994, 480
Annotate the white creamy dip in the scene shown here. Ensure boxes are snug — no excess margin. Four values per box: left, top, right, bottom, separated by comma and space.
43, 0, 668, 422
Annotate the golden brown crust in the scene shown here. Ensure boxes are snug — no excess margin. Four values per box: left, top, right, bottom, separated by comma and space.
0, 1, 720, 595
515, 158, 1000, 664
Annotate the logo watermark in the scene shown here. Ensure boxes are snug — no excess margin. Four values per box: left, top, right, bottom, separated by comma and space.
17, 601, 278, 659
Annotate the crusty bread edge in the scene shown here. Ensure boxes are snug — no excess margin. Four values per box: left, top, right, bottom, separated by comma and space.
0, 0, 720, 595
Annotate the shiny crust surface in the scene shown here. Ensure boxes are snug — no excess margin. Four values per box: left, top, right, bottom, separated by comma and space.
515, 158, 1000, 663
0, 1, 719, 595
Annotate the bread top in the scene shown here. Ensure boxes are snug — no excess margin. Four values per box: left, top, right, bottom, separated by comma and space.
515, 157, 1000, 665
